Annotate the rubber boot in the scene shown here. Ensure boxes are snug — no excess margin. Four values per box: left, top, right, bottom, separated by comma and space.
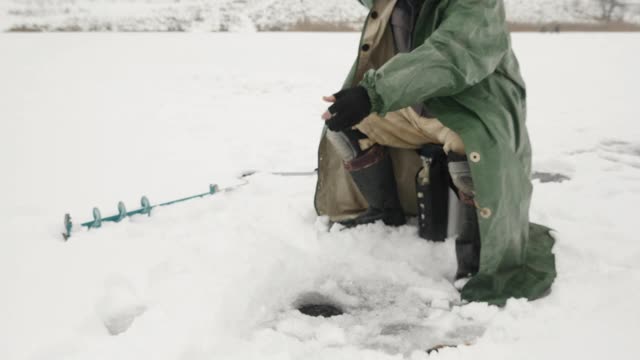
339, 146, 406, 228
455, 200, 481, 280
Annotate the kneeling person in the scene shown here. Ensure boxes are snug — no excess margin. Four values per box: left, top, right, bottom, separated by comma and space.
314, 0, 557, 306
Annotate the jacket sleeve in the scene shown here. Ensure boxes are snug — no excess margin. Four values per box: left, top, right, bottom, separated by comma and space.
360, 0, 509, 114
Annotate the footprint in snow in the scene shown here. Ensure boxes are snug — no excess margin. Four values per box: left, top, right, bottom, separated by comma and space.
95, 275, 147, 336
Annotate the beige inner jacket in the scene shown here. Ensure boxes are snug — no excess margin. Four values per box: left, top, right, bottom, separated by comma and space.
352, 0, 463, 154
316, 0, 463, 220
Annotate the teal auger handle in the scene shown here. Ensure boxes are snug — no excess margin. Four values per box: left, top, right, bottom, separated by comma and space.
157, 185, 219, 207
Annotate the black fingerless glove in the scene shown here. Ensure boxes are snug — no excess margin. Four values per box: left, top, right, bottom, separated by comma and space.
326, 86, 372, 132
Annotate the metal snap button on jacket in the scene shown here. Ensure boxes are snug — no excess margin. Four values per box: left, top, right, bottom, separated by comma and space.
361, 44, 371, 52
371, 11, 379, 19
480, 207, 492, 219
470, 152, 481, 163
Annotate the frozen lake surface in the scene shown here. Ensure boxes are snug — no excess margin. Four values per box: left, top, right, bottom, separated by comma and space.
0, 33, 639, 359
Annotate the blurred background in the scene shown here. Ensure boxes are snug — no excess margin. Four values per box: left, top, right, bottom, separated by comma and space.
2, 0, 640, 33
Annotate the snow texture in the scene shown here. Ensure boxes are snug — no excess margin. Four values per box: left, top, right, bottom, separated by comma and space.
1, 32, 640, 359
2, 0, 640, 32
0, 0, 368, 32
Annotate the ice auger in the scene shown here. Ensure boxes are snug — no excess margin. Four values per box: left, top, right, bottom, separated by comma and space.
62, 170, 317, 240
62, 184, 221, 241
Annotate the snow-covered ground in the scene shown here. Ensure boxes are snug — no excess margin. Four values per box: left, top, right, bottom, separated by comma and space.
1, 33, 640, 359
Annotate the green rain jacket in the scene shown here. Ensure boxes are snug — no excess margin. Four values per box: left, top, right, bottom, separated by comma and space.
315, 0, 556, 306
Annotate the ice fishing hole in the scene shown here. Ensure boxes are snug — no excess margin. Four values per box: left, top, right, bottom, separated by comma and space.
294, 292, 345, 318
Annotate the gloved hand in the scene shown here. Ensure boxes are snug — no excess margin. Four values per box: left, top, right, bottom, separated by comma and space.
323, 86, 372, 132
